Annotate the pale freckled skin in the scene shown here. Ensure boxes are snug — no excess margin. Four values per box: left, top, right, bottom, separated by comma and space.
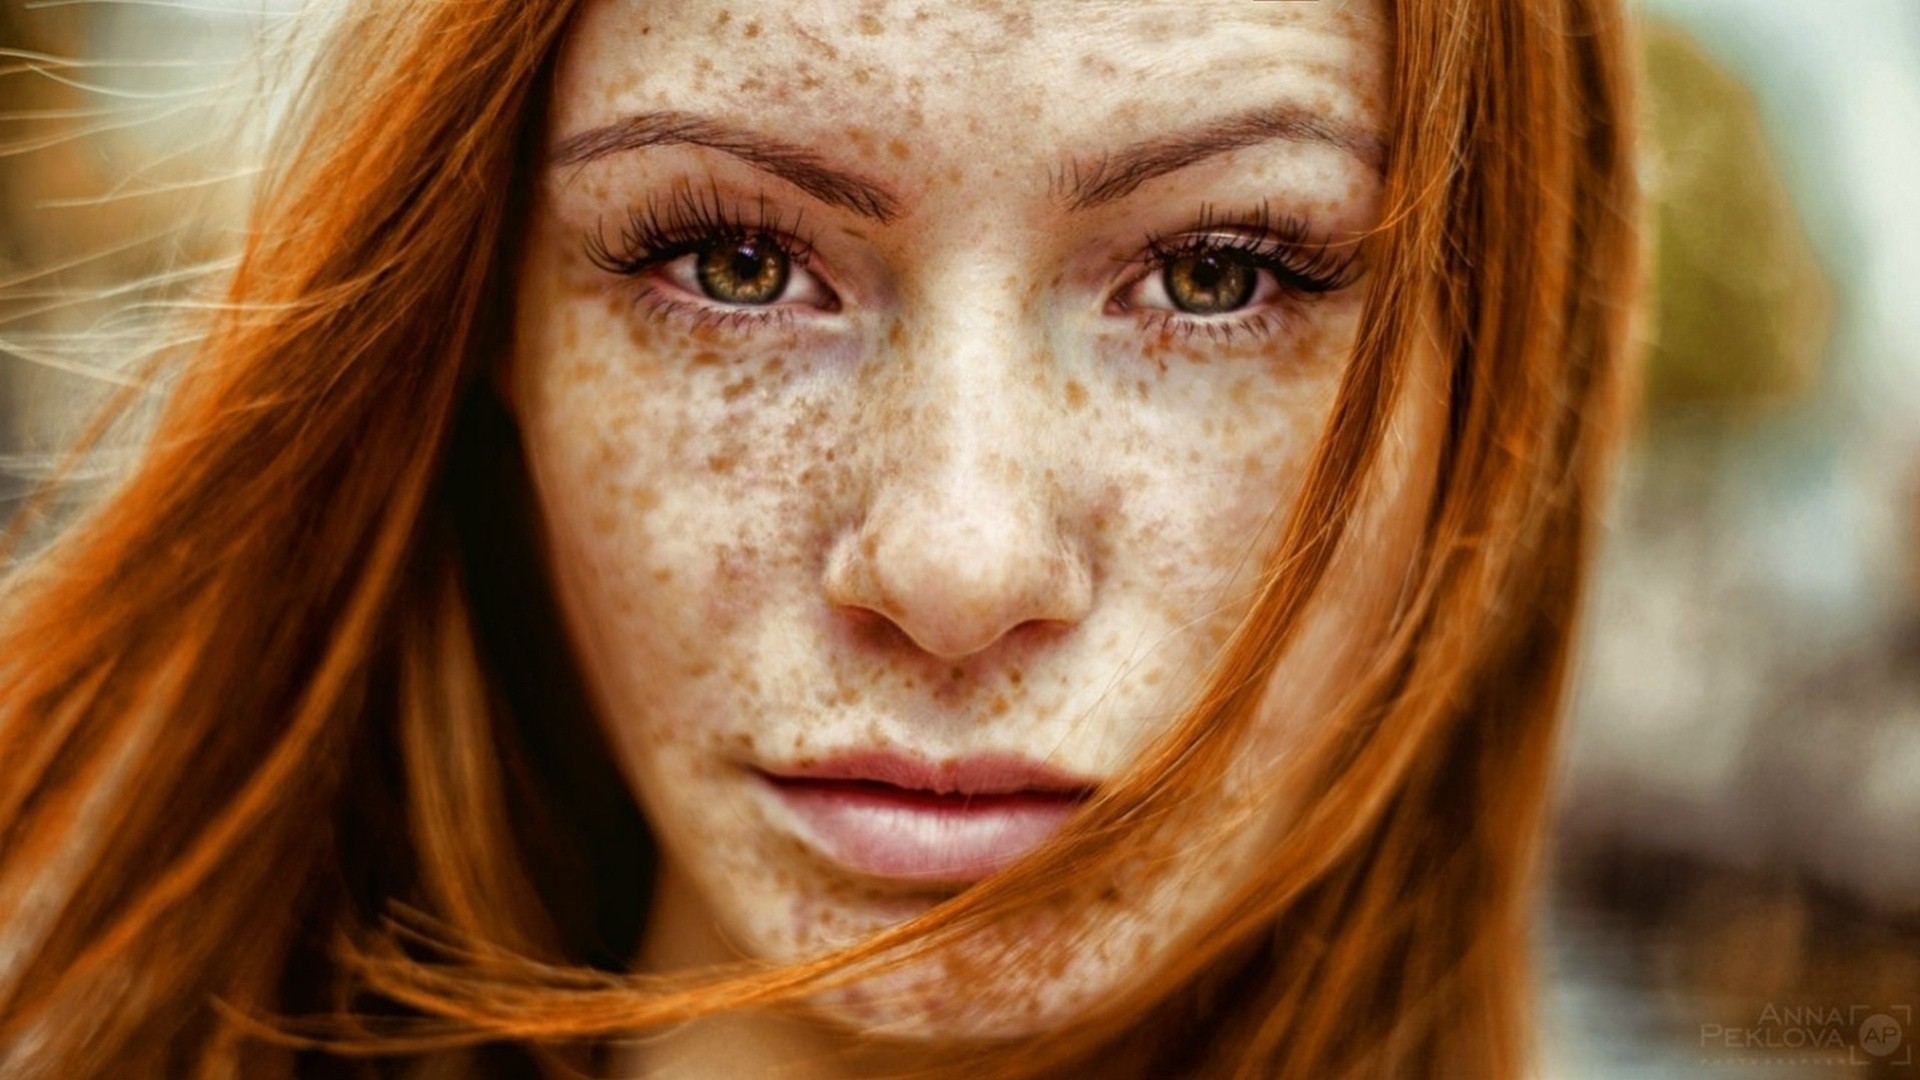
509, 1, 1442, 1077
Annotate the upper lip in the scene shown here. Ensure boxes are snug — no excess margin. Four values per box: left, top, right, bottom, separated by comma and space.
755, 749, 1100, 798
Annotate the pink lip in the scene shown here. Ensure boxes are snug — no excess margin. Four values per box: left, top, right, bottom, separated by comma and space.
755, 751, 1098, 884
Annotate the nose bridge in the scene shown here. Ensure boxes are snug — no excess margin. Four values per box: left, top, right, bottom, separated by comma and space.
824, 269, 1091, 661
880, 255, 1054, 511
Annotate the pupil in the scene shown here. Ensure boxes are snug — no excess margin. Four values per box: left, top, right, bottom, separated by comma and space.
1166, 253, 1255, 315
698, 237, 788, 305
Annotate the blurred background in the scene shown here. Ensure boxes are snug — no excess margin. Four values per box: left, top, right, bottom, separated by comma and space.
0, 2, 1914, 1076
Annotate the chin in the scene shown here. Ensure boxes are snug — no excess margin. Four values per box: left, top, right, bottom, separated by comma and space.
798, 952, 1118, 1042
750, 889, 1146, 1043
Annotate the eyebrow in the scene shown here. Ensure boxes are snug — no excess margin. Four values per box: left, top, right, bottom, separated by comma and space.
1056, 103, 1386, 210
549, 110, 904, 223
549, 102, 1383, 223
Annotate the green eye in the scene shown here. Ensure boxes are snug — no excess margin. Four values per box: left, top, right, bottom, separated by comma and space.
696, 236, 790, 305
1163, 252, 1256, 314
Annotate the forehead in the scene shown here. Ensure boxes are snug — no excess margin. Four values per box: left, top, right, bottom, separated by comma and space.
548, 0, 1390, 178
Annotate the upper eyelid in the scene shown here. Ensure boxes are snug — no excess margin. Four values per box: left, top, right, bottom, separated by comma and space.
586, 181, 825, 273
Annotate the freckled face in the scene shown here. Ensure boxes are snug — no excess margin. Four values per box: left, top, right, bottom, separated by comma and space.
512, 0, 1438, 1040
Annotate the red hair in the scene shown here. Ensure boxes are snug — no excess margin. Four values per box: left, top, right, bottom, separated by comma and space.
0, 1, 1643, 1076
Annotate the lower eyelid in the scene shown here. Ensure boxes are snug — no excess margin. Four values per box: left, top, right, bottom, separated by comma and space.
1139, 307, 1295, 347
634, 287, 800, 334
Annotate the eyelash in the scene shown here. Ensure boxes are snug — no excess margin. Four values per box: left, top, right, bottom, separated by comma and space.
584, 188, 1362, 342
1119, 201, 1364, 345
585, 181, 825, 334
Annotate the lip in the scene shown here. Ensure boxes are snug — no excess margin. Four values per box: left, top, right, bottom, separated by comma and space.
754, 751, 1099, 884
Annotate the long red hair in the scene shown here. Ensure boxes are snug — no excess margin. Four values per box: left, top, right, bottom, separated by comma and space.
0, 1, 1643, 1076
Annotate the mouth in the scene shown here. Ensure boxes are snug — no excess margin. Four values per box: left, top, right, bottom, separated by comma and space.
753, 751, 1099, 885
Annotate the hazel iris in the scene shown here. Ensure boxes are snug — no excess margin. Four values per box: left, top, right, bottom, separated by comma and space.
1164, 252, 1255, 314
697, 237, 788, 305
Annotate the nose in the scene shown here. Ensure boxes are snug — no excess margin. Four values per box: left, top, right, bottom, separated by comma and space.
824, 468, 1094, 660
821, 321, 1094, 663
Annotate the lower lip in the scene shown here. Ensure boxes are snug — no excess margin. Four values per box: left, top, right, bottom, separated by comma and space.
758, 774, 1087, 884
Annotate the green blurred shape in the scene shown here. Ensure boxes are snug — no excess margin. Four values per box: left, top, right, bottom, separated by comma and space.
1639, 18, 1832, 414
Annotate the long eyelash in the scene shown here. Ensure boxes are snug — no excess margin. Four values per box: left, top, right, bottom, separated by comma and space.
585, 178, 820, 279
1136, 200, 1365, 297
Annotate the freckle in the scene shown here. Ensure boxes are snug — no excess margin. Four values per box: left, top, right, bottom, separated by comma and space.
886, 138, 910, 161
693, 350, 722, 366
989, 695, 1009, 717
722, 374, 757, 402
1008, 669, 1022, 686
631, 486, 660, 513
712, 10, 730, 28
565, 357, 607, 382
651, 567, 671, 583
707, 450, 740, 474
1063, 380, 1087, 410
743, 18, 761, 37
627, 320, 655, 354
857, 13, 883, 34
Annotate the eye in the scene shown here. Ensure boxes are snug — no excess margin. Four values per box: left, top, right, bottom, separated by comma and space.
651, 233, 835, 311
585, 183, 839, 332
1109, 203, 1364, 342
1135, 248, 1268, 316
694, 237, 789, 305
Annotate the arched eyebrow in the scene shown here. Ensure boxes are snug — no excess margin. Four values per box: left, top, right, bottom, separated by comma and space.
549, 109, 905, 223
1056, 103, 1385, 210
548, 104, 1382, 223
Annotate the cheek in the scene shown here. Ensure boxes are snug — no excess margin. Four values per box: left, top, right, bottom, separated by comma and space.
1228, 332, 1449, 825
510, 255, 856, 762
1102, 314, 1355, 657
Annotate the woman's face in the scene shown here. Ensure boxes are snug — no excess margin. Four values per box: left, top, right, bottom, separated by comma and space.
511, 0, 1437, 1042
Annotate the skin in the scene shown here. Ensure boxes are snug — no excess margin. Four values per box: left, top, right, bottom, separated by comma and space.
505, 0, 1443, 1074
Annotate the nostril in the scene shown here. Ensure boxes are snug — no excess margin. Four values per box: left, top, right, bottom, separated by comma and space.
832, 602, 906, 647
